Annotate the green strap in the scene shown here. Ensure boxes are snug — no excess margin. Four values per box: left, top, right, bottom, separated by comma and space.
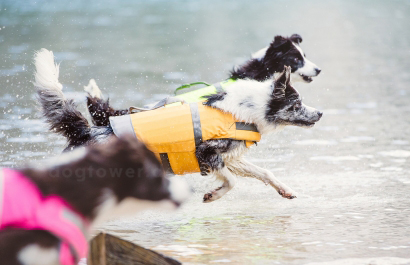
174, 81, 211, 95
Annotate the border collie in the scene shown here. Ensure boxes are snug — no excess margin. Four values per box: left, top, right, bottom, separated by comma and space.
34, 49, 322, 203
0, 135, 190, 265
85, 34, 321, 127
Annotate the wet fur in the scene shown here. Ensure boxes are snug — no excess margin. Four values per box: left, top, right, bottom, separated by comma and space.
33, 49, 113, 151
33, 49, 322, 204
0, 230, 59, 265
85, 34, 320, 127
230, 34, 320, 82
87, 96, 128, 126
196, 68, 322, 202
195, 139, 239, 175
1, 134, 190, 265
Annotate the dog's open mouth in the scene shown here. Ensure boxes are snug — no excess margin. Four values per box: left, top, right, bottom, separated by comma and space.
294, 120, 316, 127
300, 74, 313, 83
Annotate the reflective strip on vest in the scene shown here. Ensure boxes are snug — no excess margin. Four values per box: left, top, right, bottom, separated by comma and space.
189, 103, 203, 147
110, 114, 138, 138
110, 102, 261, 175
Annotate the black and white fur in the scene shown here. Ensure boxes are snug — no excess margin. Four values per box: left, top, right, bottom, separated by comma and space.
34, 49, 322, 203
198, 67, 322, 202
0, 134, 190, 265
85, 34, 321, 127
236, 34, 321, 83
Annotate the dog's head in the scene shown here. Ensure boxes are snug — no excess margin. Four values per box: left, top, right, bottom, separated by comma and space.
265, 66, 323, 127
252, 34, 321, 83
83, 135, 190, 212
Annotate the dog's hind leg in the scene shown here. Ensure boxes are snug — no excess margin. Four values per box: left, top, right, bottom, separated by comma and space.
84, 79, 102, 99
227, 158, 297, 199
203, 167, 237, 203
84, 79, 128, 126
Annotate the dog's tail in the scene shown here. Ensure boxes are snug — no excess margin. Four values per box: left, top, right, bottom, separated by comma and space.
34, 48, 92, 149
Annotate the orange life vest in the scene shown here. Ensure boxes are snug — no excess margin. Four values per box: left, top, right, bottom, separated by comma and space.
110, 102, 261, 175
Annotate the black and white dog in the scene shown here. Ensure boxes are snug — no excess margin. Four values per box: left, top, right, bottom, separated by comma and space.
0, 135, 190, 265
34, 48, 322, 203
236, 34, 321, 82
85, 34, 321, 127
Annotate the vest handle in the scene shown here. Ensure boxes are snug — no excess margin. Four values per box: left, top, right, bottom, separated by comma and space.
174, 81, 211, 95
129, 97, 186, 113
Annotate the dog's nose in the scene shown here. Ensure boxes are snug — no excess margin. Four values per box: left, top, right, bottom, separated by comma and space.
315, 68, 321, 75
318, 111, 323, 118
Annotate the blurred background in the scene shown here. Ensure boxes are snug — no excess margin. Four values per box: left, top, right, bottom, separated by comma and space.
1, 0, 410, 264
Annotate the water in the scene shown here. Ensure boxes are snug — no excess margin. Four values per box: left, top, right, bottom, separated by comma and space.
1, 0, 410, 264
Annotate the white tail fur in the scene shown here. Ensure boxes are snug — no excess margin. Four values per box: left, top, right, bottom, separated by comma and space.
84, 79, 102, 98
33, 48, 63, 92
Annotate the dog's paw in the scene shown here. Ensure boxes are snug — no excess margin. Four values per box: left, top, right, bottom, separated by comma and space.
278, 189, 297, 199
203, 186, 226, 203
84, 79, 102, 98
200, 167, 211, 176
203, 192, 214, 203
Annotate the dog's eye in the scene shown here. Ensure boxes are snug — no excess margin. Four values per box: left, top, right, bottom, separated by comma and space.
294, 58, 299, 63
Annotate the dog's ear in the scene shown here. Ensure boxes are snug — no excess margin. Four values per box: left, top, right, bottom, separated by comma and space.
289, 34, 303, 44
275, 66, 291, 88
272, 35, 290, 49
272, 66, 291, 97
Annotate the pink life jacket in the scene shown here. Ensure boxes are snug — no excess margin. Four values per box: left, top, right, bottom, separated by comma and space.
0, 168, 89, 265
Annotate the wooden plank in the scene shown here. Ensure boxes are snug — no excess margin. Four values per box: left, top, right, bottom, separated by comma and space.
88, 232, 181, 265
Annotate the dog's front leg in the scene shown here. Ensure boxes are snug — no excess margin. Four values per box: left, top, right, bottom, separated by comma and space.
227, 159, 297, 199
203, 167, 237, 203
